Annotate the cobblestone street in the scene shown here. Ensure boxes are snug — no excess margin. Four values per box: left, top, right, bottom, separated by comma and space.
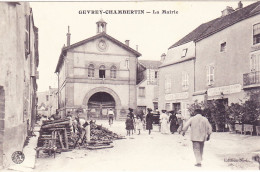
34, 120, 260, 171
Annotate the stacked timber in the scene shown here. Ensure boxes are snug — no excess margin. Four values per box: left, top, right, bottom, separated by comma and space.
37, 119, 73, 153
90, 122, 125, 141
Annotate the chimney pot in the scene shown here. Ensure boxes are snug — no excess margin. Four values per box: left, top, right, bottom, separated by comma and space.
161, 53, 166, 61
237, 1, 243, 10
125, 40, 130, 46
66, 26, 71, 46
136, 45, 138, 52
221, 6, 234, 17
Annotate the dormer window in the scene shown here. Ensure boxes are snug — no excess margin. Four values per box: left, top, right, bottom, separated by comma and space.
181, 48, 188, 58
220, 42, 226, 52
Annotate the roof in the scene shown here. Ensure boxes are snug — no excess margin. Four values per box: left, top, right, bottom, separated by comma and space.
55, 32, 141, 73
138, 60, 161, 69
169, 1, 260, 49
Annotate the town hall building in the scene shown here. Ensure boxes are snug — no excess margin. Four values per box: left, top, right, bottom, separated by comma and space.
55, 19, 141, 119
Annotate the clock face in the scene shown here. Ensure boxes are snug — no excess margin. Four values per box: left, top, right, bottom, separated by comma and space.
98, 40, 107, 51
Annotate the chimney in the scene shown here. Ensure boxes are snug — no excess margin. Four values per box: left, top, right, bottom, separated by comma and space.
125, 40, 129, 46
161, 53, 166, 61
136, 45, 138, 52
221, 6, 235, 17
236, 1, 243, 10
66, 26, 71, 46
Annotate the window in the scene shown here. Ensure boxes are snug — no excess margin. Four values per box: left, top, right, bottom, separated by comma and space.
155, 71, 158, 79
153, 102, 158, 110
110, 66, 117, 78
46, 95, 49, 101
182, 72, 189, 89
253, 23, 260, 45
220, 42, 226, 52
250, 54, 260, 71
139, 87, 145, 97
181, 48, 188, 57
25, 15, 30, 57
165, 75, 171, 93
88, 64, 95, 77
99, 65, 106, 78
206, 65, 215, 86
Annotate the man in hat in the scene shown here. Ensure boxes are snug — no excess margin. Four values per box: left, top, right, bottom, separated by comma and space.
182, 109, 212, 167
108, 108, 114, 125
128, 108, 135, 134
146, 108, 153, 135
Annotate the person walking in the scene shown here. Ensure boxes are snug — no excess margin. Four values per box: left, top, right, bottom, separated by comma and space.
125, 115, 132, 136
146, 108, 153, 135
169, 110, 178, 134
128, 108, 135, 134
135, 116, 143, 135
160, 110, 169, 134
182, 109, 212, 167
176, 110, 184, 134
108, 108, 114, 126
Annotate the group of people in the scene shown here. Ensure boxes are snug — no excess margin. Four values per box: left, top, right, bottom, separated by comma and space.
125, 108, 184, 136
125, 107, 212, 167
159, 109, 184, 134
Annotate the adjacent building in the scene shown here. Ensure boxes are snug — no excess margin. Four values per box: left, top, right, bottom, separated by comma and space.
137, 60, 161, 114
159, 1, 260, 118
55, 19, 141, 119
37, 86, 58, 117
0, 2, 39, 168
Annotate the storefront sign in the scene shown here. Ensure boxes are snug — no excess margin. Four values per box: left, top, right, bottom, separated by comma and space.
207, 84, 241, 97
165, 92, 189, 101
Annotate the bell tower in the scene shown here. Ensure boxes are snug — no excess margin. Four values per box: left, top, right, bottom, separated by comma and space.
96, 18, 107, 34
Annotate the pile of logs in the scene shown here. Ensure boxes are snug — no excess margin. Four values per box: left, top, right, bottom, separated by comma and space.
90, 122, 125, 141
37, 119, 73, 157
36, 119, 125, 156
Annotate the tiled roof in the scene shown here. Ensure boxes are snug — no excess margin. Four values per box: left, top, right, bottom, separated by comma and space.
138, 60, 161, 69
169, 1, 260, 49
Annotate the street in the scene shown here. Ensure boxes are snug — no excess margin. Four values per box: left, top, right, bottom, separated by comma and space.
34, 120, 260, 171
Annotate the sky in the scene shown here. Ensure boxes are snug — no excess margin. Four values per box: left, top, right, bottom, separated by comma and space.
30, 1, 255, 92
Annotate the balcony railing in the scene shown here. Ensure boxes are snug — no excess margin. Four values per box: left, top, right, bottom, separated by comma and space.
243, 71, 260, 86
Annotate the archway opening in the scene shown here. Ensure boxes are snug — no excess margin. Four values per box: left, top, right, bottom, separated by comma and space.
87, 92, 116, 119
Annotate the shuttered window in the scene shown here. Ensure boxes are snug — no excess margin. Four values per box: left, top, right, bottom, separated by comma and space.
253, 23, 260, 45
206, 65, 215, 86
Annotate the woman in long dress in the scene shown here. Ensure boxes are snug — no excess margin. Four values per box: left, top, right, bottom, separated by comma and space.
160, 110, 169, 134
169, 110, 178, 134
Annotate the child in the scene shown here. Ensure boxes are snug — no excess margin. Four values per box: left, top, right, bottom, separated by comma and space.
135, 116, 143, 135
125, 115, 132, 136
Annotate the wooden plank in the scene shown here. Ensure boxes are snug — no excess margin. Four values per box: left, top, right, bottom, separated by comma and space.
64, 128, 69, 149
58, 131, 65, 149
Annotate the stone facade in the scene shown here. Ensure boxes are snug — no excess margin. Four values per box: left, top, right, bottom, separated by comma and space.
159, 1, 260, 118
137, 60, 161, 114
0, 2, 39, 168
55, 20, 141, 119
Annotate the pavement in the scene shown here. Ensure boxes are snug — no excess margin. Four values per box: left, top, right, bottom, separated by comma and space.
3, 126, 40, 172
34, 120, 260, 171
3, 120, 260, 171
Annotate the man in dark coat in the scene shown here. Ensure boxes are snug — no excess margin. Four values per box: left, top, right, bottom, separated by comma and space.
169, 110, 178, 134
146, 108, 153, 135
128, 108, 135, 134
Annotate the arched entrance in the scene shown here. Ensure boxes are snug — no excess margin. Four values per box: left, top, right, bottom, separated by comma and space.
87, 92, 116, 119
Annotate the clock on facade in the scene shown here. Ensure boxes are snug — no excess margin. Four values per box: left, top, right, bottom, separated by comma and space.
97, 40, 107, 51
